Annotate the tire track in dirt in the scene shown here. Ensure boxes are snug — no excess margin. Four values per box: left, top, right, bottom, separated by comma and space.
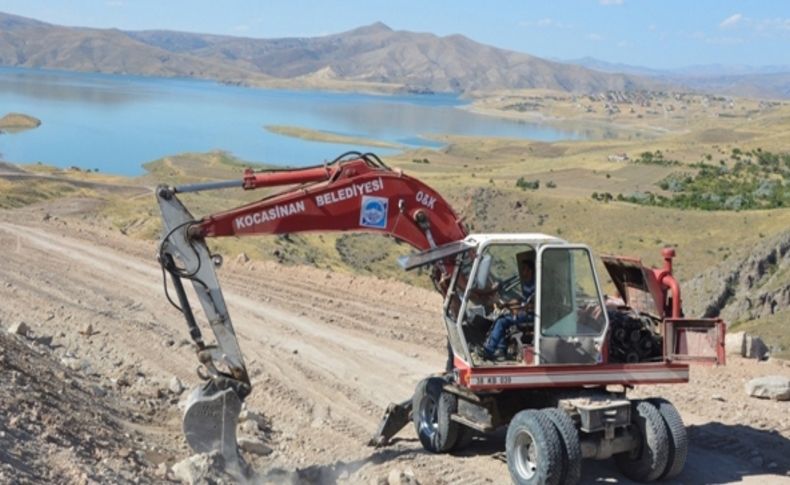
1, 223, 436, 405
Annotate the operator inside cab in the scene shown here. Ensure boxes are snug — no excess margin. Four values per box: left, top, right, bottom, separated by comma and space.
478, 253, 535, 361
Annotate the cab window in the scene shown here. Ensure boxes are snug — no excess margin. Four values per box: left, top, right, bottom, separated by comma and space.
540, 247, 606, 336
477, 243, 535, 302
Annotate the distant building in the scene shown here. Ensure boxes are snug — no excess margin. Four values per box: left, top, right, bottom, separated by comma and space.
607, 153, 629, 162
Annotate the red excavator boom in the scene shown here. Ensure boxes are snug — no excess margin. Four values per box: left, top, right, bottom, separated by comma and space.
155, 152, 466, 462
192, 154, 467, 252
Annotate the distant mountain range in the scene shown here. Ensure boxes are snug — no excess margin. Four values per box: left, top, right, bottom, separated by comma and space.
0, 11, 787, 98
0, 11, 652, 94
566, 57, 790, 99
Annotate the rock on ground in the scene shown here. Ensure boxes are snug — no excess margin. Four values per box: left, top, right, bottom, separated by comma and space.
238, 408, 267, 430
745, 375, 790, 401
238, 437, 273, 456
8, 321, 29, 336
726, 331, 769, 360
387, 468, 419, 485
171, 452, 244, 485
169, 376, 184, 395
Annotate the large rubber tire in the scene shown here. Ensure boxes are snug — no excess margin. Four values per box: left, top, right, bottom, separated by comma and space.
506, 410, 563, 485
615, 400, 670, 483
648, 398, 688, 480
412, 377, 460, 453
543, 408, 582, 485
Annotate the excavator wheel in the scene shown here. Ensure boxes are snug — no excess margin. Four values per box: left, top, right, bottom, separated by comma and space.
182, 382, 243, 462
614, 400, 670, 483
647, 398, 688, 480
506, 409, 563, 485
412, 377, 461, 453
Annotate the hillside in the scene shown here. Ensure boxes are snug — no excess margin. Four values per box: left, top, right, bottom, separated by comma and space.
567, 57, 790, 100
0, 12, 265, 83
0, 11, 654, 94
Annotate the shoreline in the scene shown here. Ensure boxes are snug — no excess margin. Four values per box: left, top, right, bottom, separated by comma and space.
461, 103, 669, 139
264, 125, 405, 150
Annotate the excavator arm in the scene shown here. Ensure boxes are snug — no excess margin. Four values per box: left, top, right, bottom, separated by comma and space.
156, 152, 467, 460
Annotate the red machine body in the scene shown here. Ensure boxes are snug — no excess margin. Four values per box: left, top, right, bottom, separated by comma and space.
156, 152, 726, 479
178, 154, 723, 389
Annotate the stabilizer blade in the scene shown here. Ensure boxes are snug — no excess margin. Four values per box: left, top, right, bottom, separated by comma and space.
368, 399, 413, 447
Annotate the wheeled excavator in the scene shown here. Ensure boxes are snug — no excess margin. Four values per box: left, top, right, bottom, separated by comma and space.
156, 152, 725, 484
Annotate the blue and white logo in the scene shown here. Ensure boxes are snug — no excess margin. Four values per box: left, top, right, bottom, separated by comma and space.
360, 196, 388, 229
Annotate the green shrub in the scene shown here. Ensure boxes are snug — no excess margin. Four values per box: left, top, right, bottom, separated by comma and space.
516, 177, 540, 190
622, 148, 790, 211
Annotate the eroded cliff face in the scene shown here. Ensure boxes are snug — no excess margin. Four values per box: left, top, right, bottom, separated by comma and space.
684, 230, 790, 323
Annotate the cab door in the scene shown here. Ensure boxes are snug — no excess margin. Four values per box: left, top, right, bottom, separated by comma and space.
663, 319, 726, 365
536, 245, 609, 365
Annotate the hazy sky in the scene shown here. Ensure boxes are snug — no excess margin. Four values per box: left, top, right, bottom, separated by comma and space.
1, 0, 788, 69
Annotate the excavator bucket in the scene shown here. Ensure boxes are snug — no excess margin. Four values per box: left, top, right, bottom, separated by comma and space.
368, 399, 413, 447
183, 383, 243, 461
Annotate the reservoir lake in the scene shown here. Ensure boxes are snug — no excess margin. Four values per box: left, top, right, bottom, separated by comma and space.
0, 67, 584, 175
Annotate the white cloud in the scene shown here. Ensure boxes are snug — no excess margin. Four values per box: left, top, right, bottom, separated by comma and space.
587, 33, 604, 41
752, 17, 790, 33
715, 15, 790, 38
600, 0, 624, 5
719, 13, 743, 29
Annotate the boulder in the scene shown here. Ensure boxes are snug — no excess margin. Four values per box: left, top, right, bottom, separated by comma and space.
8, 321, 29, 337
725, 331, 746, 356
172, 452, 231, 485
238, 408, 268, 432
387, 468, 419, 485
745, 376, 790, 401
725, 331, 769, 360
237, 437, 272, 456
169, 377, 184, 395
744, 334, 769, 360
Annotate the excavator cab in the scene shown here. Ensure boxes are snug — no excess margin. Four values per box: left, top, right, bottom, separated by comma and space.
425, 235, 608, 368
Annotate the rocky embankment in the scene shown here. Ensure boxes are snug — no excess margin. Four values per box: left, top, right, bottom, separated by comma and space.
0, 323, 175, 483
684, 230, 790, 350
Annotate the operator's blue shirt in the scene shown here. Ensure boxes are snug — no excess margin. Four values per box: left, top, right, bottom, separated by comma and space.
522, 280, 535, 301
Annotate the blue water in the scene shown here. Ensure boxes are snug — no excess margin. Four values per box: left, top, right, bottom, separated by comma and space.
0, 67, 583, 175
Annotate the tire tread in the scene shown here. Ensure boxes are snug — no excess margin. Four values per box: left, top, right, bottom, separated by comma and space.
543, 408, 582, 485
648, 398, 688, 480
614, 400, 670, 483
506, 409, 563, 485
412, 377, 459, 453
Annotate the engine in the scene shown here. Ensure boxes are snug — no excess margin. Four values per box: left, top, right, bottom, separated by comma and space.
607, 309, 663, 363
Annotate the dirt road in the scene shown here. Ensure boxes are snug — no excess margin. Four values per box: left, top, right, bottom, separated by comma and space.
1, 204, 789, 484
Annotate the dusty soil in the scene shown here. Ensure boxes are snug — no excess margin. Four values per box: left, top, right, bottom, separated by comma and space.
1, 200, 789, 484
